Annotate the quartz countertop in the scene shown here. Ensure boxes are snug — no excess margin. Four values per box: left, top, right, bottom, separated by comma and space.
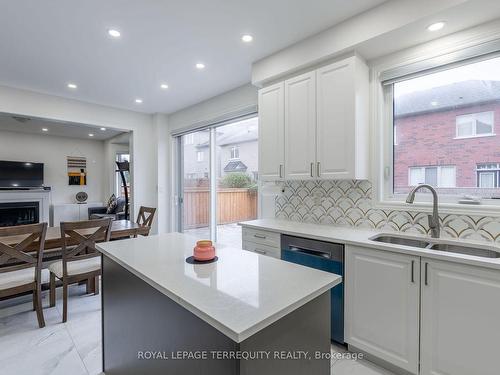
240, 219, 500, 271
96, 232, 341, 343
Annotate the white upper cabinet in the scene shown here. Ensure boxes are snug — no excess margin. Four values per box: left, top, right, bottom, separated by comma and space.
316, 57, 368, 179
420, 259, 500, 375
258, 82, 285, 181
257, 55, 369, 181
284, 71, 316, 180
345, 245, 420, 374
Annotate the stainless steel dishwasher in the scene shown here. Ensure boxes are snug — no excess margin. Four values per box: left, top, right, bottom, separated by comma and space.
281, 235, 344, 344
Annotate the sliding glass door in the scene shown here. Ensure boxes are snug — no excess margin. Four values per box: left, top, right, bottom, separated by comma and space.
177, 116, 258, 247
179, 129, 211, 240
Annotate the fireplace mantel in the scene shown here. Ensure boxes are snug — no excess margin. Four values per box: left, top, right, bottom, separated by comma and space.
0, 189, 51, 225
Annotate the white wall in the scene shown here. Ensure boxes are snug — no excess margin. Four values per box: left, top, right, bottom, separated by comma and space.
0, 85, 159, 231
168, 83, 258, 133
0, 130, 105, 204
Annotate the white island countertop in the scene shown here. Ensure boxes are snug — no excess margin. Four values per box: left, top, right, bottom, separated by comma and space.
97, 232, 341, 343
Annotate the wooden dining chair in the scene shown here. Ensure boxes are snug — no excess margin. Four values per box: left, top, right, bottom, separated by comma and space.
135, 206, 156, 237
49, 218, 112, 322
0, 223, 48, 328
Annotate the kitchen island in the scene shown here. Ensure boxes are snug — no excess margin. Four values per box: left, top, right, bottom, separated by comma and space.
97, 232, 341, 375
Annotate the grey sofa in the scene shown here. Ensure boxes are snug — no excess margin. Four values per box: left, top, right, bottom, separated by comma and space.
88, 197, 126, 220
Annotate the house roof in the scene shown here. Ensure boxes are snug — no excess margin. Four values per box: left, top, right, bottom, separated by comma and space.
394, 80, 500, 117
224, 160, 248, 172
196, 117, 258, 148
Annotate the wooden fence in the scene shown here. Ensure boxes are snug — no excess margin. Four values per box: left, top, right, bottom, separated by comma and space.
183, 188, 257, 229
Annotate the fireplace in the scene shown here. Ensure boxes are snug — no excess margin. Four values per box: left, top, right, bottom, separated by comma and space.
0, 201, 40, 227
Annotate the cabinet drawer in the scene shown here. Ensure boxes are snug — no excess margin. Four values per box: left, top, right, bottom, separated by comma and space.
242, 227, 280, 248
242, 240, 281, 259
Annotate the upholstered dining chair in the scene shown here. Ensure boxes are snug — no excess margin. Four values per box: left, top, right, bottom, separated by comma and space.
135, 206, 157, 237
49, 218, 112, 322
0, 223, 48, 328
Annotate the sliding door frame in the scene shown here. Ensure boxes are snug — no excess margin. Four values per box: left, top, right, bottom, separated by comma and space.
173, 112, 258, 242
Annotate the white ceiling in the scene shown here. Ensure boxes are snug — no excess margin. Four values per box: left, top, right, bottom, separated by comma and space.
0, 114, 127, 141
0, 0, 386, 114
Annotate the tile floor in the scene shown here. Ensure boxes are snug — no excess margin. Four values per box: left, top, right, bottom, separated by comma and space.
0, 283, 395, 375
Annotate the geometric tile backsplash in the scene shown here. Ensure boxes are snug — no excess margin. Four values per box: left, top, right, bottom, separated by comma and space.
275, 180, 500, 243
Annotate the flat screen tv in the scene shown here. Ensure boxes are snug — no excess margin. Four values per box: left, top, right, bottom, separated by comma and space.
0, 160, 44, 188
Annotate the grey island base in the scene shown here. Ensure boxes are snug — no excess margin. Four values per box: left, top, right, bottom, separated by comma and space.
97, 233, 341, 375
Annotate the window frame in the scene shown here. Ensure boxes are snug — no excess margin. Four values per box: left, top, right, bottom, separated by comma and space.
407, 165, 456, 188
454, 111, 495, 139
230, 145, 240, 160
184, 133, 195, 145
372, 38, 500, 215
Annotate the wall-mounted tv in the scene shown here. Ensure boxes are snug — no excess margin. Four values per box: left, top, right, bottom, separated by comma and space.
0, 160, 44, 188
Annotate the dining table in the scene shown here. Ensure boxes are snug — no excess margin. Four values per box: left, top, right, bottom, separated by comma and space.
3, 220, 149, 261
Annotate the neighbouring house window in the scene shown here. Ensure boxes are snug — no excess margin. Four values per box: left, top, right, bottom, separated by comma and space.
477, 163, 500, 188
230, 146, 240, 159
409, 166, 456, 188
184, 133, 195, 145
197, 151, 204, 162
456, 111, 494, 138
388, 54, 500, 201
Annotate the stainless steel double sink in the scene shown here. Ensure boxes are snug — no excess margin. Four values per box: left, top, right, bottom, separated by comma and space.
371, 234, 500, 259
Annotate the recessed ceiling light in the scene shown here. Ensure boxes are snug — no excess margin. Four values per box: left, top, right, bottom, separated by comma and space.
100, 127, 106, 131
67, 83, 77, 89
160, 83, 169, 90
196, 63, 205, 70
88, 133, 94, 137
108, 29, 121, 38
241, 34, 253, 43
427, 22, 445, 32
431, 101, 438, 106
135, 98, 143, 104
42, 128, 48, 132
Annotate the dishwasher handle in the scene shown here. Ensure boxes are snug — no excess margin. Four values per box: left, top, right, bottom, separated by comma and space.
288, 246, 331, 259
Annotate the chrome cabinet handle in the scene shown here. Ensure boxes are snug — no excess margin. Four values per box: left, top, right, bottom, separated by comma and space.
424, 262, 429, 286
279, 164, 284, 178
254, 249, 267, 255
254, 234, 266, 239
310, 162, 314, 178
317, 162, 321, 178
411, 260, 415, 283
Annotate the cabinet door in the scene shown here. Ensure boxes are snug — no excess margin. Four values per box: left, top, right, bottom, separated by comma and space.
284, 71, 316, 180
258, 82, 285, 181
421, 259, 500, 375
345, 246, 420, 374
316, 59, 355, 179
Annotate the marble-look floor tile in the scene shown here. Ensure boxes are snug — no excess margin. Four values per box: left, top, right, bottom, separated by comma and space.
331, 357, 396, 375
0, 326, 87, 375
65, 309, 102, 374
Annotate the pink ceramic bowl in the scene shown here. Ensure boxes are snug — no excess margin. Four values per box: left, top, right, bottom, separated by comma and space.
194, 240, 216, 261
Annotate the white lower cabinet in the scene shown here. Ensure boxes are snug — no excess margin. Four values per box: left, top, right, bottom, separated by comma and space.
347, 246, 500, 375
345, 245, 420, 374
420, 259, 500, 375
241, 227, 281, 259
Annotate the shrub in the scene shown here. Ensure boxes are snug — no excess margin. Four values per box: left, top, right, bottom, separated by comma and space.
220, 173, 252, 188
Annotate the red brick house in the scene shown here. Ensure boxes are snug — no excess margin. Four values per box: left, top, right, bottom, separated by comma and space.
393, 80, 500, 196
